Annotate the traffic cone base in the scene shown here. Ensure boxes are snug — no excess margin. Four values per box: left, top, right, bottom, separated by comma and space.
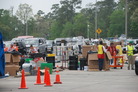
18, 87, 28, 89
34, 83, 44, 85
44, 84, 53, 87
54, 82, 62, 84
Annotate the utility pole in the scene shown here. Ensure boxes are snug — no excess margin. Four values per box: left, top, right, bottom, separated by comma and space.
95, 0, 98, 39
25, 7, 28, 36
10, 6, 14, 17
26, 21, 28, 36
87, 24, 90, 39
125, 0, 128, 39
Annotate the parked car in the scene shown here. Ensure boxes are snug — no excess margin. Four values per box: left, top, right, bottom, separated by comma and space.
11, 36, 34, 42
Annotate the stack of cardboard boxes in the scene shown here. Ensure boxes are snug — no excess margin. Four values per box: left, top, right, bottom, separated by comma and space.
82, 45, 111, 71
88, 52, 111, 71
5, 53, 20, 76
88, 53, 99, 71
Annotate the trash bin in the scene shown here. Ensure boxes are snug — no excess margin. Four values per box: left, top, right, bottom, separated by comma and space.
46, 54, 55, 69
69, 55, 78, 70
80, 58, 87, 70
40, 63, 53, 74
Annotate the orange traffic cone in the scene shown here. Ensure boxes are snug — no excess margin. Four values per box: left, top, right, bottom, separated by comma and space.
18, 69, 28, 89
43, 68, 48, 84
34, 67, 43, 85
54, 65, 62, 84
44, 68, 52, 86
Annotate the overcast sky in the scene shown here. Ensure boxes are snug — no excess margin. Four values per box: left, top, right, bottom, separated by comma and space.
0, 0, 118, 15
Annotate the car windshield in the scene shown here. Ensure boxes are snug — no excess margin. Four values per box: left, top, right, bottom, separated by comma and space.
46, 41, 53, 46
24, 39, 39, 45
4, 41, 13, 48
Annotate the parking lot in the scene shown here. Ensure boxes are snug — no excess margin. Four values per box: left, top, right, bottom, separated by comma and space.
0, 64, 138, 92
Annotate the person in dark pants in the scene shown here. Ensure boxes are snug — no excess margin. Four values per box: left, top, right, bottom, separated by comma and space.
107, 42, 117, 65
98, 58, 104, 71
97, 41, 107, 71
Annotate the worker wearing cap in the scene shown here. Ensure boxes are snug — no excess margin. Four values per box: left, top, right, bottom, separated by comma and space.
12, 43, 18, 51
126, 41, 135, 70
29, 45, 38, 54
97, 41, 107, 71
8, 44, 14, 52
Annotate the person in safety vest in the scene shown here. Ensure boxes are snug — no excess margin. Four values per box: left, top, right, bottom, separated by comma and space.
12, 43, 18, 51
8, 44, 14, 52
126, 41, 135, 70
29, 44, 38, 54
97, 41, 107, 71
4, 44, 8, 52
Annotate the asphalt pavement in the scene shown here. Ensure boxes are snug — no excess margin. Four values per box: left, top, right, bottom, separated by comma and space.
0, 64, 138, 92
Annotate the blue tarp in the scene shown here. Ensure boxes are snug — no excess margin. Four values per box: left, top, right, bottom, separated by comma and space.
0, 32, 5, 76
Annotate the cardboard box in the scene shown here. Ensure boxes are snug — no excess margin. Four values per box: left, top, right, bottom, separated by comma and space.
5, 65, 20, 76
104, 54, 110, 70
88, 53, 98, 61
104, 61, 110, 70
88, 53, 110, 71
13, 62, 19, 65
5, 54, 20, 65
113, 42, 121, 46
106, 51, 112, 60
82, 45, 92, 57
12, 55, 20, 63
91, 45, 97, 51
5, 53, 12, 63
88, 60, 99, 69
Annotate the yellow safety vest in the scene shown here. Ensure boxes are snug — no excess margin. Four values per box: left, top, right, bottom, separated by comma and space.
116, 45, 123, 55
98, 45, 103, 54
127, 45, 134, 56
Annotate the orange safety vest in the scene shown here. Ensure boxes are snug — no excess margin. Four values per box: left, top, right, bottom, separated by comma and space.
4, 47, 8, 52
30, 48, 38, 53
13, 46, 18, 51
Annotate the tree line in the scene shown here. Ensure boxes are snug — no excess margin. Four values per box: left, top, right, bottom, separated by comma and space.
0, 0, 138, 40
